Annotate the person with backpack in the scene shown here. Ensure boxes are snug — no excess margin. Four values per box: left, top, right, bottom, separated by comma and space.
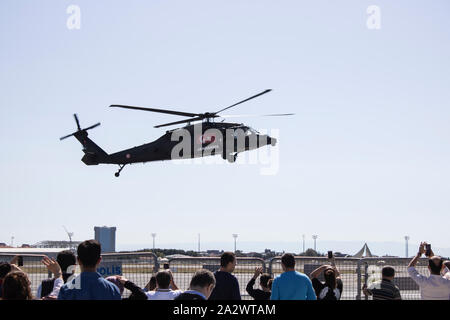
309, 256, 343, 300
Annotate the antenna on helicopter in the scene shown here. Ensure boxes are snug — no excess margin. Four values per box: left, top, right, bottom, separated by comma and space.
63, 225, 74, 251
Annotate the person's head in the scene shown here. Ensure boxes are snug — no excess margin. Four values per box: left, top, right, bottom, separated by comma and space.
0, 262, 12, 280
2, 271, 32, 300
381, 266, 395, 280
155, 270, 171, 289
260, 273, 272, 290
77, 240, 102, 270
324, 268, 337, 289
220, 252, 236, 273
147, 275, 157, 291
57, 250, 76, 273
428, 256, 444, 275
189, 269, 216, 299
281, 253, 295, 271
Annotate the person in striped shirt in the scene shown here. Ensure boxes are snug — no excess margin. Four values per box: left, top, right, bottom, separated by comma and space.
363, 266, 401, 300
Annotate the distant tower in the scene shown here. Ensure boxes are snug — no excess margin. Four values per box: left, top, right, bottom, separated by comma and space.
302, 234, 305, 253
94, 226, 116, 253
10, 236, 14, 247
312, 235, 318, 251
198, 233, 201, 253
232, 234, 238, 253
404, 236, 410, 258
151, 233, 156, 250
63, 226, 74, 250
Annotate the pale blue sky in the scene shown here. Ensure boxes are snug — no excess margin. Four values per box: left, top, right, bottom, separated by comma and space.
1, 0, 449, 253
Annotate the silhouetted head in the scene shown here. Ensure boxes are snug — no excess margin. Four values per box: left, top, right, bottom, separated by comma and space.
2, 271, 32, 300
281, 253, 295, 271
428, 256, 444, 275
220, 252, 236, 273
189, 269, 216, 299
381, 266, 395, 280
155, 270, 171, 289
77, 240, 101, 269
260, 273, 272, 290
0, 262, 12, 279
57, 250, 76, 273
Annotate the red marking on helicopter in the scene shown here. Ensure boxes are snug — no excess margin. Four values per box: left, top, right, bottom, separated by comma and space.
126, 154, 131, 159
198, 134, 216, 144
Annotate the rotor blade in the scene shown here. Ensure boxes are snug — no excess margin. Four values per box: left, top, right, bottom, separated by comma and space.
60, 133, 75, 140
110, 105, 200, 118
214, 89, 272, 115
74, 114, 81, 131
84, 122, 101, 131
154, 116, 205, 128
220, 113, 295, 118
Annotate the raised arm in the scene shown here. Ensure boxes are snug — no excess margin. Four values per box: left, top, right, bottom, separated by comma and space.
408, 242, 424, 268
310, 265, 329, 279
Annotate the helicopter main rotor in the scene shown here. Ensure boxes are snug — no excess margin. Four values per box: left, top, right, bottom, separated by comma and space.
109, 89, 293, 128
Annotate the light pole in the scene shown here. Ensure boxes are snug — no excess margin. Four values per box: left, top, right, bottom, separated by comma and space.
198, 233, 201, 253
151, 233, 156, 251
404, 236, 410, 258
11, 236, 14, 247
312, 235, 318, 252
302, 234, 305, 253
232, 234, 238, 253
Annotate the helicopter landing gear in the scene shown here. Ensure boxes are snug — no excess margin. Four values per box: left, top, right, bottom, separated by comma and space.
115, 164, 126, 177
227, 153, 238, 163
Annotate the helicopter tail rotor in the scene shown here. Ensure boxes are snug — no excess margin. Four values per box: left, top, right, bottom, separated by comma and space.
60, 114, 101, 141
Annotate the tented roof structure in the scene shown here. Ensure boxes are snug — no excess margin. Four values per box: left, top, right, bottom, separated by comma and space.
353, 243, 374, 258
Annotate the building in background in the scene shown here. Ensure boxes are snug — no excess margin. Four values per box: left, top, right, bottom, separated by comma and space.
94, 226, 116, 253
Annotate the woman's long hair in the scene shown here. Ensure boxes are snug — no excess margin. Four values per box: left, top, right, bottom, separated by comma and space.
324, 268, 337, 289
2, 271, 33, 300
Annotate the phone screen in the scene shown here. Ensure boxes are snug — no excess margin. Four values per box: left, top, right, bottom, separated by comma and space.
18, 256, 23, 267
328, 251, 333, 259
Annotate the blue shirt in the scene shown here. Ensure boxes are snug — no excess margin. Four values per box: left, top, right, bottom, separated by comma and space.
270, 271, 317, 300
58, 272, 121, 300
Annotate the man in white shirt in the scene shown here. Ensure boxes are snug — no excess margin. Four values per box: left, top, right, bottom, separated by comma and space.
407, 242, 450, 300
146, 270, 182, 300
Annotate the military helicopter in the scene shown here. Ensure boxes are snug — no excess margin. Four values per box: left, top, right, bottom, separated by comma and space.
60, 89, 293, 177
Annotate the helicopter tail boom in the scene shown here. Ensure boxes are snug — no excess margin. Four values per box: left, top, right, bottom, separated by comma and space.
72, 131, 109, 165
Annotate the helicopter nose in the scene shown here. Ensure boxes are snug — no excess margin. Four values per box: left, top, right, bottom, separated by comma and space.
269, 136, 277, 146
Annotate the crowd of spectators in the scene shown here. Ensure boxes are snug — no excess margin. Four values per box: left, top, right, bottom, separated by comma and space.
0, 240, 449, 300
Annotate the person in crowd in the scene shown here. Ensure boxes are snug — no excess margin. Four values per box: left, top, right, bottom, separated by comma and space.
0, 262, 12, 298
209, 251, 241, 300
58, 240, 121, 300
267, 279, 273, 290
175, 269, 216, 300
362, 266, 401, 300
310, 256, 343, 300
146, 270, 182, 300
246, 267, 272, 300
2, 257, 62, 300
270, 253, 316, 300
1, 271, 33, 300
443, 261, 450, 280
109, 275, 148, 300
144, 275, 157, 292
407, 242, 450, 300
36, 250, 77, 299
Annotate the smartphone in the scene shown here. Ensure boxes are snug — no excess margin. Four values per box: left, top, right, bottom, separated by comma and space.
17, 256, 23, 267
327, 251, 333, 259
163, 263, 169, 269
425, 244, 431, 257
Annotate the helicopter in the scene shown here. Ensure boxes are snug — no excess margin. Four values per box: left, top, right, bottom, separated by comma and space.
60, 89, 293, 177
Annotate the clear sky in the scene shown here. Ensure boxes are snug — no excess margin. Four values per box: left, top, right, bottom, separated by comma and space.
1, 0, 449, 253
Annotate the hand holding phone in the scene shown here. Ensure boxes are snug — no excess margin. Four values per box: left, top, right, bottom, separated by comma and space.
425, 244, 432, 257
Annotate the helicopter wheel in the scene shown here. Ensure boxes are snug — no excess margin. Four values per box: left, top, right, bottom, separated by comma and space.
115, 164, 126, 177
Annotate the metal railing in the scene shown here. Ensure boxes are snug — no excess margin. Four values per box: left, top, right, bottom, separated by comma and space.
1, 254, 446, 300
167, 257, 266, 300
